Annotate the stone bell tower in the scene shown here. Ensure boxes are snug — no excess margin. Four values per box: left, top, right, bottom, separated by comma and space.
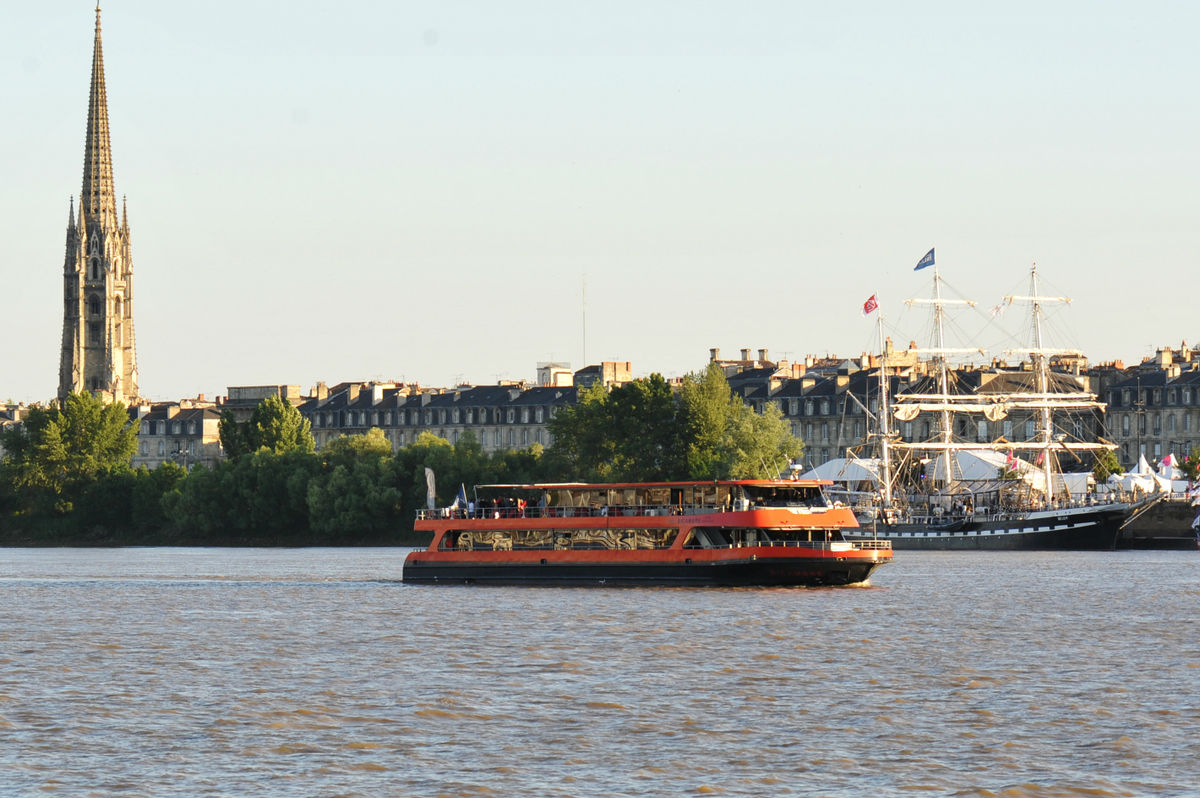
59, 5, 139, 403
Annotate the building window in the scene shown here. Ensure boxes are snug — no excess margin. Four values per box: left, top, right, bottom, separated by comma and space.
494, 430, 502, 447
1168, 414, 1176, 433
157, 440, 165, 456
535, 407, 544, 423
88, 295, 100, 315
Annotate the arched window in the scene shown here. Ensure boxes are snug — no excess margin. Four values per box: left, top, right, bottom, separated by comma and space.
88, 295, 100, 315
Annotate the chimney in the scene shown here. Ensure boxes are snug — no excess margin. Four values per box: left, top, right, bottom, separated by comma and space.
740, 348, 751, 361
710, 347, 720, 362
758, 348, 768, 362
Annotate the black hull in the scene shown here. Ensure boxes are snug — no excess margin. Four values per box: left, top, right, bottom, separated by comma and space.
403, 557, 883, 587
849, 505, 1128, 551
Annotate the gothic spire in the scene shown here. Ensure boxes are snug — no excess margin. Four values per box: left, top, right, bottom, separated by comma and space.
81, 3, 117, 232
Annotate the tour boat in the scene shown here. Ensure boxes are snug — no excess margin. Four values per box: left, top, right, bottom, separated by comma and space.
402, 480, 892, 586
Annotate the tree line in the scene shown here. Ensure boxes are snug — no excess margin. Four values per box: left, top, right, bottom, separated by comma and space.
0, 365, 803, 546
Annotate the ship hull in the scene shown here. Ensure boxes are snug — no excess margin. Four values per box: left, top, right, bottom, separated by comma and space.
403, 550, 886, 587
846, 504, 1128, 551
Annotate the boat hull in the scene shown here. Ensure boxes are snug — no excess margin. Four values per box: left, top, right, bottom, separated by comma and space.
403, 549, 886, 587
847, 505, 1128, 551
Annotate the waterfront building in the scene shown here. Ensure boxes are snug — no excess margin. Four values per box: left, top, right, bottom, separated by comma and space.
131, 402, 223, 470
59, 7, 139, 403
296, 369, 605, 455
1103, 345, 1200, 466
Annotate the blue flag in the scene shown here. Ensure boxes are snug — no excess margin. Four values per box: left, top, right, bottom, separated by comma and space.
914, 247, 935, 271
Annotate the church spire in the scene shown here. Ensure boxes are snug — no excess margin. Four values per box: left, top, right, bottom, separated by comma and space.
60, 5, 139, 404
81, 3, 117, 232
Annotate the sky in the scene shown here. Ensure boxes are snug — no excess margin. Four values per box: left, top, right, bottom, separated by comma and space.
3, 1, 1198, 404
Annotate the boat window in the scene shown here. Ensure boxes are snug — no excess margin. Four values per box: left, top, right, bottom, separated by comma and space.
687, 527, 840, 548
443, 527, 677, 551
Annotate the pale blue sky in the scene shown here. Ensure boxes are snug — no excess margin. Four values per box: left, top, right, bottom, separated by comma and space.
3, 2, 1197, 403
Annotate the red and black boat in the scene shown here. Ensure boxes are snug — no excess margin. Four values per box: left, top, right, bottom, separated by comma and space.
402, 480, 892, 587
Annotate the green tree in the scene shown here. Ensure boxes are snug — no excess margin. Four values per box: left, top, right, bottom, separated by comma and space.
679, 363, 802, 479
1178, 446, 1200, 485
0, 392, 138, 515
547, 377, 682, 481
1091, 448, 1123, 485
219, 396, 314, 459
218, 410, 250, 459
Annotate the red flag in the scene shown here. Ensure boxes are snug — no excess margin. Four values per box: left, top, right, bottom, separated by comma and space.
862, 294, 878, 315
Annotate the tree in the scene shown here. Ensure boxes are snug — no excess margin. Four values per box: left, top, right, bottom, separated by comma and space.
547, 366, 802, 482
1091, 448, 1123, 485
219, 396, 314, 459
1178, 447, 1200, 486
546, 377, 682, 481
0, 392, 138, 514
679, 363, 802, 479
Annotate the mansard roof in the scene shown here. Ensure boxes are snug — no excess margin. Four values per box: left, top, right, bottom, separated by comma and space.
1108, 370, 1171, 390
509, 386, 577, 406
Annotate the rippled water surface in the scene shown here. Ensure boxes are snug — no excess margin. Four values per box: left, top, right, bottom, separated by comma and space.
1, 548, 1198, 797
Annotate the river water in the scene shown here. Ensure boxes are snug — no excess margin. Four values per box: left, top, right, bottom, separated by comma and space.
1, 548, 1197, 797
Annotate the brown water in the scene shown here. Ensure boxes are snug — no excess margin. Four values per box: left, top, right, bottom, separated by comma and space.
1, 548, 1197, 796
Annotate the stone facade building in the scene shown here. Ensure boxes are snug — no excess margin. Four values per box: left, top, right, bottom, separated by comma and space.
59, 7, 138, 403
131, 402, 223, 470
1102, 345, 1200, 466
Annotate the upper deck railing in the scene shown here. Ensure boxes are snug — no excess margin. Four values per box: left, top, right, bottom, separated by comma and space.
416, 500, 832, 522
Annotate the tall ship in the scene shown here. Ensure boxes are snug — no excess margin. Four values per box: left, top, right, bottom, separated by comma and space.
835, 256, 1154, 550
403, 480, 892, 586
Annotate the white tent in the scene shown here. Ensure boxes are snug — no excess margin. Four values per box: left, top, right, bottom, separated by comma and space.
930, 449, 1037, 481
799, 458, 883, 484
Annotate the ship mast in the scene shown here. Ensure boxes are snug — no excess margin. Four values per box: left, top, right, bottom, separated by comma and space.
905, 261, 978, 485
875, 311, 893, 507
1004, 263, 1073, 508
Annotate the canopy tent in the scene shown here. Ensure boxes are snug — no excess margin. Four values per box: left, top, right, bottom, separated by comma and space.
799, 457, 883, 484
929, 449, 1037, 482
